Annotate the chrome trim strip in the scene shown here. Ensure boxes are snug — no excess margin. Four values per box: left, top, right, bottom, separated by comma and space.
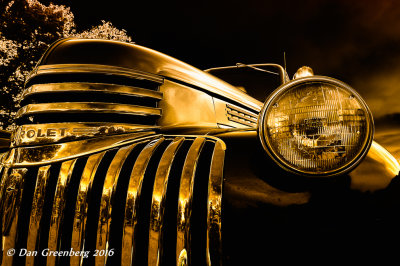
121, 138, 164, 266
14, 123, 160, 147
206, 141, 225, 266
95, 144, 136, 266
16, 102, 162, 119
9, 132, 159, 167
2, 168, 27, 266
148, 137, 185, 266
226, 104, 258, 119
47, 159, 77, 266
24, 83, 163, 99
71, 152, 106, 266
226, 110, 258, 123
26, 165, 51, 266
29, 64, 164, 84
227, 116, 256, 127
176, 137, 206, 264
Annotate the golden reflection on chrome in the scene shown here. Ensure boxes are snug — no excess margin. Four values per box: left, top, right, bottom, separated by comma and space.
95, 144, 136, 266
71, 152, 105, 266
370, 141, 400, 176
148, 137, 185, 266
350, 140, 400, 192
176, 137, 206, 264
2, 168, 27, 266
207, 141, 225, 266
16, 102, 162, 119
177, 248, 188, 266
122, 138, 164, 266
31, 63, 164, 84
24, 82, 163, 100
14, 122, 159, 147
11, 131, 158, 167
47, 159, 77, 266
26, 165, 51, 266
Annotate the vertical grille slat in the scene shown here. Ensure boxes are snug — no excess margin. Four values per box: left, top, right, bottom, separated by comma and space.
148, 137, 185, 266
82, 149, 119, 266
190, 141, 216, 266
2, 168, 28, 266
70, 152, 106, 266
95, 144, 137, 266
176, 137, 206, 265
206, 141, 225, 266
121, 138, 164, 266
47, 159, 77, 266
26, 165, 51, 266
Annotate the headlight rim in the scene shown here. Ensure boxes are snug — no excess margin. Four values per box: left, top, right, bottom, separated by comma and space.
258, 75, 374, 177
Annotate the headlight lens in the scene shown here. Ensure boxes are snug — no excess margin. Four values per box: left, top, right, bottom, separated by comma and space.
258, 76, 374, 176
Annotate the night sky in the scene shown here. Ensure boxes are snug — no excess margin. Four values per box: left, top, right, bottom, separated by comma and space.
67, 0, 400, 118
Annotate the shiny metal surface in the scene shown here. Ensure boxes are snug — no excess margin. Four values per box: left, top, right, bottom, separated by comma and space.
148, 137, 185, 265
258, 76, 374, 177
16, 102, 162, 119
28, 63, 163, 84
207, 141, 225, 266
176, 137, 206, 264
7, 131, 158, 167
0, 133, 226, 265
26, 165, 51, 266
95, 144, 136, 266
158, 79, 218, 129
47, 159, 77, 266
1, 168, 27, 266
23, 82, 163, 99
34, 39, 262, 112
71, 152, 105, 266
121, 138, 165, 266
214, 97, 259, 129
121, 138, 164, 265
13, 123, 159, 147
2, 37, 396, 266
350, 140, 400, 192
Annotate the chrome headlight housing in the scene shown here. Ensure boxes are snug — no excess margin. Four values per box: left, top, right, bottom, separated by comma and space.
258, 76, 374, 177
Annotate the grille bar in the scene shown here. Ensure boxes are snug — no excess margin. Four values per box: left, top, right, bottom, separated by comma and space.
95, 144, 137, 266
16, 102, 162, 119
207, 141, 225, 266
47, 159, 77, 266
121, 138, 165, 266
26, 165, 51, 266
70, 152, 105, 266
28, 64, 163, 85
1, 168, 27, 266
148, 137, 185, 265
24, 83, 163, 100
176, 137, 206, 264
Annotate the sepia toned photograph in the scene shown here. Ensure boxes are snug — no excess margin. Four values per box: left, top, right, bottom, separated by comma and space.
1, 0, 400, 265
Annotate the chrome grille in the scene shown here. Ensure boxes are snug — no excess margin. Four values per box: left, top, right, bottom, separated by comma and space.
16, 64, 163, 127
0, 135, 225, 266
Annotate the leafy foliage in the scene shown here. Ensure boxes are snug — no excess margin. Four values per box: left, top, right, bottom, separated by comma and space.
0, 0, 132, 129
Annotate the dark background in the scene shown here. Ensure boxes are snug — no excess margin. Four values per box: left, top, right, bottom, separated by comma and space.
66, 0, 400, 119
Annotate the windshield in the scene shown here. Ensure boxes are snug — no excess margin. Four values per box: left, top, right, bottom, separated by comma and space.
206, 64, 285, 102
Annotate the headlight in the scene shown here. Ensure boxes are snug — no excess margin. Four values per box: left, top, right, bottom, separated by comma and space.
258, 76, 374, 177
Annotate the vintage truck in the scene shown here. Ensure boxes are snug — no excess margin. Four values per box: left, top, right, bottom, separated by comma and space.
0, 38, 399, 265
